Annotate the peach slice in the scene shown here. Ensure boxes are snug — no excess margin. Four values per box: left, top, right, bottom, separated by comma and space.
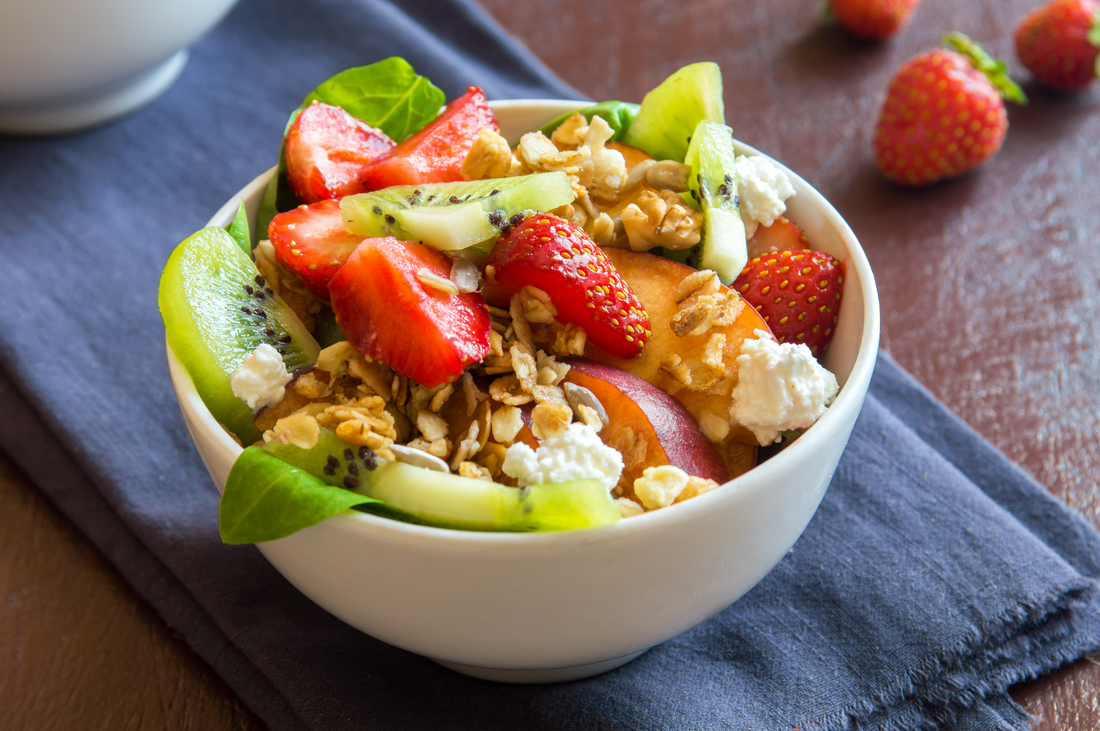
590, 248, 769, 472
562, 358, 729, 503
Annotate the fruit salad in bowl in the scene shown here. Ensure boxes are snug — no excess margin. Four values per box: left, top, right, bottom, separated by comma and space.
161, 58, 879, 681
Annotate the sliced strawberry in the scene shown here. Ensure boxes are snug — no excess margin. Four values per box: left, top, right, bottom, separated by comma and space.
328, 237, 491, 387
746, 217, 811, 260
733, 250, 845, 357
269, 199, 364, 299
356, 86, 498, 191
285, 101, 396, 203
483, 215, 650, 359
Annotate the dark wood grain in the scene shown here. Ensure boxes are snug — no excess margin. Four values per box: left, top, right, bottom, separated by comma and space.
2, 0, 1097, 728
0, 452, 264, 731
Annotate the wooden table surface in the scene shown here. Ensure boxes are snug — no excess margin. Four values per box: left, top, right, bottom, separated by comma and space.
2, 0, 1098, 728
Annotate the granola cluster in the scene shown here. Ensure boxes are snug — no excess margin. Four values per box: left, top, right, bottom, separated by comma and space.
659, 269, 745, 399
461, 113, 703, 254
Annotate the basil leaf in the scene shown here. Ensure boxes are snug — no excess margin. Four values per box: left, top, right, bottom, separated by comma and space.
255, 58, 446, 239
225, 198, 250, 254
310, 308, 346, 349
301, 57, 446, 143
255, 159, 298, 245
537, 101, 640, 142
219, 446, 380, 544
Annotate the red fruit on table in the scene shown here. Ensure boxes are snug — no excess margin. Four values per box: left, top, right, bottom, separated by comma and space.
269, 199, 364, 299
284, 101, 396, 203
1015, 0, 1100, 91
732, 250, 845, 358
828, 0, 920, 40
356, 86, 498, 191
873, 33, 1028, 186
482, 215, 651, 360
328, 237, 491, 388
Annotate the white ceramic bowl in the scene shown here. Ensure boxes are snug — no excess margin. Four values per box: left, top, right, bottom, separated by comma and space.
168, 100, 880, 683
0, 0, 239, 134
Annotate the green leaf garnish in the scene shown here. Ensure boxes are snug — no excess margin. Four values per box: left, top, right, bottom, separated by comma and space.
219, 446, 380, 544
944, 32, 1028, 105
537, 101, 641, 142
299, 57, 446, 143
225, 198, 251, 254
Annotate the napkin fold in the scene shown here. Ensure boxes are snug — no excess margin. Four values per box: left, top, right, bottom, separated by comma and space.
2, 0, 1098, 729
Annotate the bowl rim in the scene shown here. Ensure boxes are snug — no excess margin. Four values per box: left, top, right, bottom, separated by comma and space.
174, 97, 881, 549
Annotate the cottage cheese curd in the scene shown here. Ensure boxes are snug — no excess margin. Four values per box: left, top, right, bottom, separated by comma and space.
735, 154, 796, 238
730, 330, 839, 445
230, 343, 293, 411
502, 422, 624, 490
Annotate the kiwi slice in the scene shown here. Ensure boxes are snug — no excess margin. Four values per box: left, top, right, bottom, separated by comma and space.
623, 62, 725, 163
264, 427, 378, 491
685, 120, 747, 284
340, 172, 574, 252
260, 428, 621, 531
159, 227, 320, 445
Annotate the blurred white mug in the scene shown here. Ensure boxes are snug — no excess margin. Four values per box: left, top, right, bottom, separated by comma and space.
0, 0, 240, 134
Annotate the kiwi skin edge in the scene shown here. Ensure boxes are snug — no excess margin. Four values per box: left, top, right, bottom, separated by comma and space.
160, 226, 319, 445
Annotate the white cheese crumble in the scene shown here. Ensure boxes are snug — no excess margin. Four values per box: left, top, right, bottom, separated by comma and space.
735, 155, 796, 239
502, 422, 623, 491
730, 330, 839, 445
230, 343, 293, 412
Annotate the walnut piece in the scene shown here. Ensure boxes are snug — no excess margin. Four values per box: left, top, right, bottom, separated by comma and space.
621, 189, 703, 252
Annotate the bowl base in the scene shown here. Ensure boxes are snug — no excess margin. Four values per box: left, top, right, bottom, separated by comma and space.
432, 648, 649, 684
0, 50, 189, 135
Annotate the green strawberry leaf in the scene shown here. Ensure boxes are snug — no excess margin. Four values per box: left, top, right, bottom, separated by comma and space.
1090, 7, 1100, 78
944, 31, 1028, 105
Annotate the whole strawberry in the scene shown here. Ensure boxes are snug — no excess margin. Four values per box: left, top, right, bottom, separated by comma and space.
732, 250, 845, 357
874, 33, 1028, 186
1015, 0, 1100, 91
828, 0, 920, 40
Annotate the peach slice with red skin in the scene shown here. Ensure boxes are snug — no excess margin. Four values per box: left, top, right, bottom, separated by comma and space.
561, 358, 729, 503
589, 248, 770, 471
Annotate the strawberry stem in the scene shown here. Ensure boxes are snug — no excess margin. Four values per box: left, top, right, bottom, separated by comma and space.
1090, 8, 1100, 78
944, 31, 1028, 105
